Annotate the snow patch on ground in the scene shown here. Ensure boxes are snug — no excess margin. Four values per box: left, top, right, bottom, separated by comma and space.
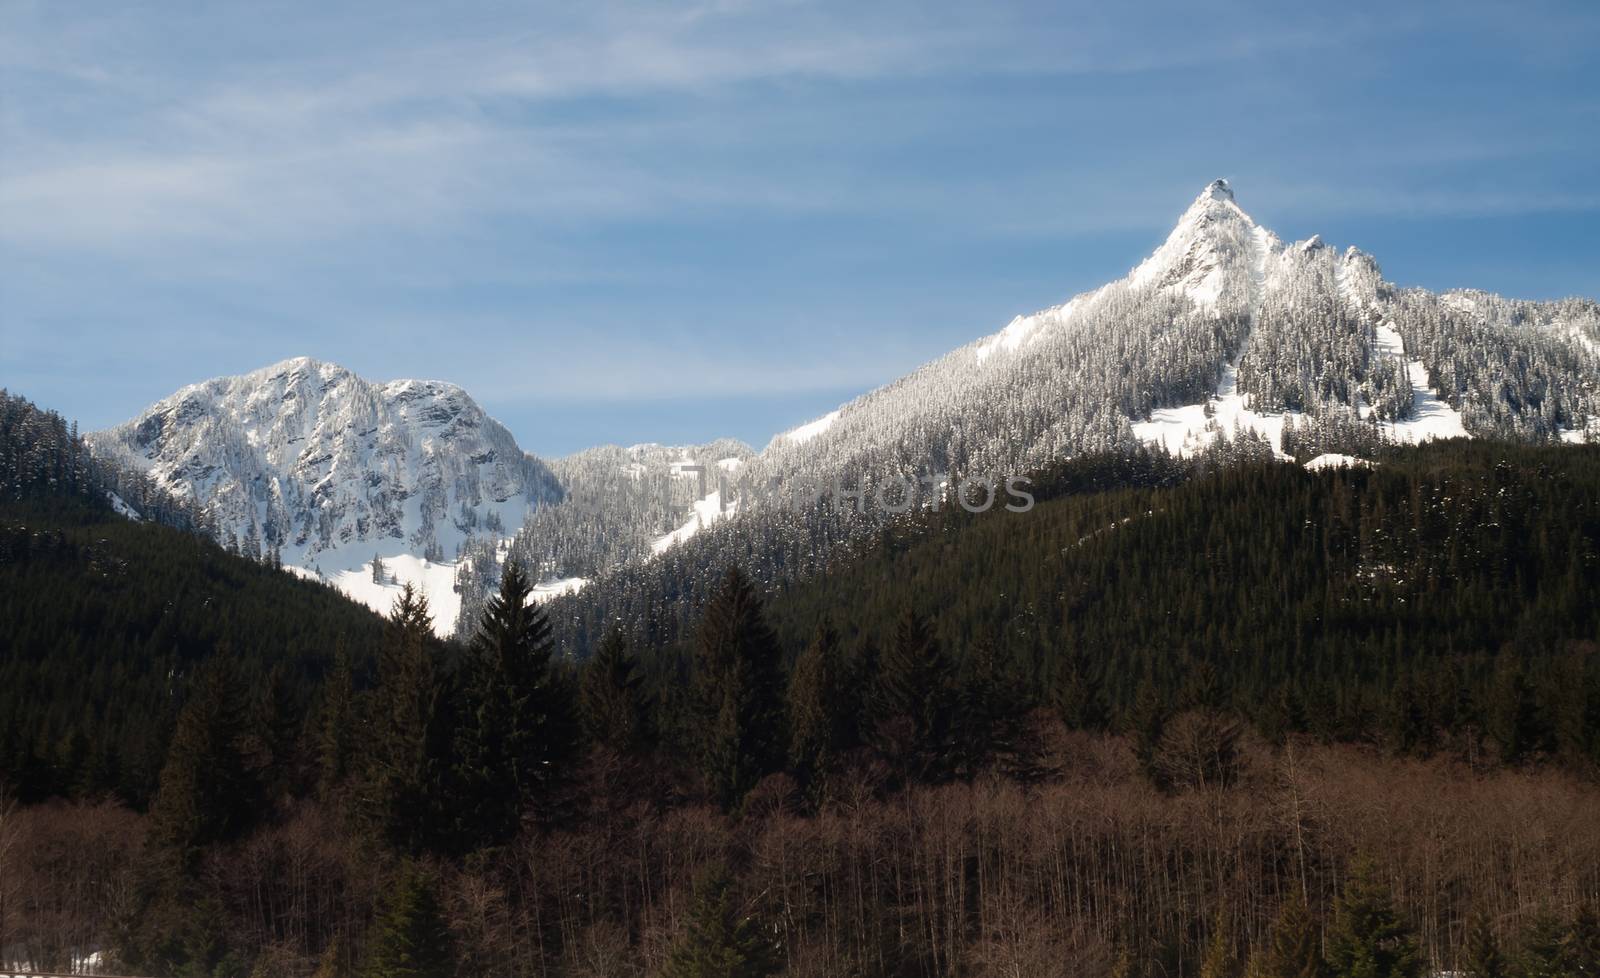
107, 492, 142, 521
777, 410, 840, 445
1132, 361, 1301, 459
284, 549, 582, 637
1560, 419, 1600, 444
975, 295, 1087, 364
1304, 453, 1373, 472
531, 576, 589, 601
1373, 324, 1471, 443
650, 489, 736, 555
329, 554, 465, 638
1569, 325, 1599, 357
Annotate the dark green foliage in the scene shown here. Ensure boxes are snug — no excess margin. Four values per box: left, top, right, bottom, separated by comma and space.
872, 608, 959, 782
1462, 912, 1507, 978
1325, 860, 1423, 978
318, 644, 357, 802
0, 493, 383, 808
456, 561, 579, 846
241, 663, 301, 804
787, 620, 852, 797
149, 659, 255, 864
362, 865, 455, 978
1053, 644, 1107, 730
691, 569, 787, 811
729, 444, 1600, 766
1129, 680, 1169, 788
1488, 664, 1551, 764
1517, 913, 1568, 978
1260, 892, 1325, 978
580, 627, 652, 755
955, 639, 1035, 778
661, 864, 780, 978
363, 586, 457, 855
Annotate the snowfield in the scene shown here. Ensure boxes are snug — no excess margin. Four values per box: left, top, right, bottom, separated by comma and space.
287, 554, 586, 637
1304, 453, 1374, 472
1370, 324, 1470, 443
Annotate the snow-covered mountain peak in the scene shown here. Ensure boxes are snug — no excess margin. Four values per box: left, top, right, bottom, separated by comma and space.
92, 359, 564, 631
1201, 177, 1235, 202
1130, 179, 1278, 309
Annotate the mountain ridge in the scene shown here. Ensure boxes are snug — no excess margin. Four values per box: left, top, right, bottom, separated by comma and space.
90, 180, 1600, 638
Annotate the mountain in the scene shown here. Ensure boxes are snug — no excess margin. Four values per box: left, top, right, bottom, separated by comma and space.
89, 357, 563, 634
743, 179, 1598, 501
90, 182, 1600, 642
539, 180, 1600, 654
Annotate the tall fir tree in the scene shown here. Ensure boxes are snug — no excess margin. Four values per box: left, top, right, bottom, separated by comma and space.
956, 639, 1033, 779
1129, 678, 1169, 789
318, 643, 356, 802
149, 658, 255, 867
1053, 643, 1108, 731
872, 608, 958, 781
457, 561, 579, 846
362, 865, 455, 978
661, 864, 780, 978
240, 662, 300, 804
364, 585, 456, 855
580, 627, 651, 756
692, 568, 787, 811
1325, 860, 1423, 978
787, 620, 853, 799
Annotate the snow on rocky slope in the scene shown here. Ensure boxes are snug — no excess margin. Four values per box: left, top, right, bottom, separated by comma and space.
94, 182, 1600, 625
92, 357, 563, 635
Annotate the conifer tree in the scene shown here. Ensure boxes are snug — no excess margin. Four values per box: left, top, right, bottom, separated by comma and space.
1488, 664, 1547, 763
787, 620, 852, 798
362, 865, 455, 978
692, 568, 786, 811
1325, 860, 1423, 978
149, 660, 254, 866
580, 627, 651, 755
1129, 679, 1168, 789
365, 585, 455, 855
458, 560, 578, 846
1461, 912, 1506, 978
1261, 892, 1325, 978
318, 644, 356, 802
1053, 644, 1107, 730
661, 864, 780, 978
872, 608, 958, 781
241, 662, 299, 803
956, 640, 1031, 778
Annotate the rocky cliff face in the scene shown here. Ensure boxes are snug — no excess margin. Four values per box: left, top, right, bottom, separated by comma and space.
91, 356, 562, 574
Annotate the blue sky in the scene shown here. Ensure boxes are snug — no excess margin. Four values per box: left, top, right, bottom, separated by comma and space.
3, 0, 1597, 457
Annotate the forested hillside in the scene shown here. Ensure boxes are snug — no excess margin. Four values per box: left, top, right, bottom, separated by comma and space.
555, 441, 1600, 757
1, 390, 389, 806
